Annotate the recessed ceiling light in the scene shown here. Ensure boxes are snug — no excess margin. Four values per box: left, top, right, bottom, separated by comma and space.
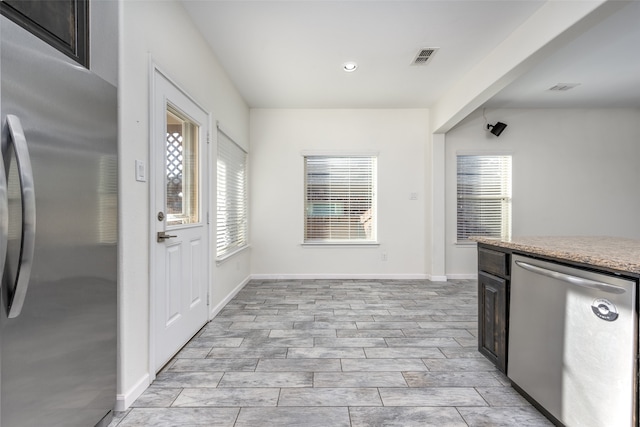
343, 62, 358, 72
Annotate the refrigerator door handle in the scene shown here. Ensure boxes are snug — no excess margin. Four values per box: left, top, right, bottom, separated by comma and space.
5, 115, 36, 318
0, 132, 8, 276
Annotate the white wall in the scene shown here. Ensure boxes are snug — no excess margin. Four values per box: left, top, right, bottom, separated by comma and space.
90, 0, 118, 86
250, 109, 429, 278
118, 0, 249, 409
444, 108, 640, 276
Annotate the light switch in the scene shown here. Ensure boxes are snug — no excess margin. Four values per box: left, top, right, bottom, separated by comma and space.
135, 160, 146, 182
410, 192, 418, 200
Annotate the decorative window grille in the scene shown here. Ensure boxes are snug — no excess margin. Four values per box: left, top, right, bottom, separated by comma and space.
166, 129, 183, 215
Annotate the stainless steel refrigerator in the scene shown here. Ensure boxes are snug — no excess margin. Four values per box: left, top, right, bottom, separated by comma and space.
0, 4, 117, 426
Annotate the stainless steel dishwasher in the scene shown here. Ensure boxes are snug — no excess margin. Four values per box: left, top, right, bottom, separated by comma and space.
509, 254, 637, 426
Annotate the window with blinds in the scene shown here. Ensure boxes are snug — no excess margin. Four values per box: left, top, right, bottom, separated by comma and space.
216, 130, 248, 259
457, 155, 512, 241
304, 155, 377, 243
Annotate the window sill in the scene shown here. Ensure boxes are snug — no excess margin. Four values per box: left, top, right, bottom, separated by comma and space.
216, 244, 250, 265
301, 241, 380, 247
455, 240, 478, 246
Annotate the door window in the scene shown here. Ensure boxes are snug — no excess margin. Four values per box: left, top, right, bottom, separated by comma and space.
166, 105, 199, 227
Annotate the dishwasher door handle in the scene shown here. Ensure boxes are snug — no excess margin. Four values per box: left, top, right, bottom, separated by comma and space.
514, 260, 626, 295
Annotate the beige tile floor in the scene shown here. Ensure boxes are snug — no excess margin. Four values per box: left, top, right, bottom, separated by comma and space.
109, 279, 552, 426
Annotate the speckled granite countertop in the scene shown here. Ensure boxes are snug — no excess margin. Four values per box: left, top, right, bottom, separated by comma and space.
472, 236, 640, 276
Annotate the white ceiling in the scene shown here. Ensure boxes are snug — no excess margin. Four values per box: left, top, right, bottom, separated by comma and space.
486, 0, 640, 108
181, 0, 640, 110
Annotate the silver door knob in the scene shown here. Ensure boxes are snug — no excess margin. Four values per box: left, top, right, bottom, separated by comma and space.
157, 231, 177, 242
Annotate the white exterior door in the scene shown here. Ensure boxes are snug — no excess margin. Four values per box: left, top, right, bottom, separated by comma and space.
152, 70, 209, 372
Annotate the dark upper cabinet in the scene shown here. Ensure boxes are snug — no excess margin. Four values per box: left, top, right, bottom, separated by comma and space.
1, 0, 88, 67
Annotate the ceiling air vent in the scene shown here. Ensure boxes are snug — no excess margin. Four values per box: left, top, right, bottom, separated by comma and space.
412, 48, 439, 66
548, 83, 580, 91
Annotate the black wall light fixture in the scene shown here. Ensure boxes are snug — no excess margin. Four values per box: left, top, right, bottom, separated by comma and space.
487, 121, 507, 137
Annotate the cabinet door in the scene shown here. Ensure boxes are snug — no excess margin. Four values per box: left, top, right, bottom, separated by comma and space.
478, 271, 507, 372
0, 0, 88, 66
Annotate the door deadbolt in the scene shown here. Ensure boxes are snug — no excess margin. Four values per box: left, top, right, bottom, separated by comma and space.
157, 211, 165, 221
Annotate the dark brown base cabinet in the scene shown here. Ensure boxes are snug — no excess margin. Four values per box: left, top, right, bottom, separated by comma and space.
477, 244, 510, 373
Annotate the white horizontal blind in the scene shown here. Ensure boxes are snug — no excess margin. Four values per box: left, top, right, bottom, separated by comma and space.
216, 130, 248, 258
457, 155, 512, 241
304, 156, 376, 243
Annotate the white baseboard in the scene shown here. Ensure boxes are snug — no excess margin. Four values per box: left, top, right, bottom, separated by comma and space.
249, 273, 478, 282
250, 273, 431, 281
209, 274, 251, 319
446, 273, 478, 280
115, 373, 150, 412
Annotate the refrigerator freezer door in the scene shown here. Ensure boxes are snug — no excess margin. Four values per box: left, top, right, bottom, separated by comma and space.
1, 16, 117, 427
